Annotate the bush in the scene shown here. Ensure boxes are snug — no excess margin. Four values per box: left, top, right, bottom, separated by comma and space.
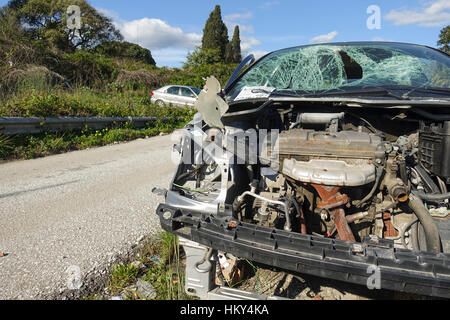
57, 51, 118, 88
115, 69, 163, 90
92, 41, 156, 66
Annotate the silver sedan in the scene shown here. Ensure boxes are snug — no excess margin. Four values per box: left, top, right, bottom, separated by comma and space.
151, 85, 201, 107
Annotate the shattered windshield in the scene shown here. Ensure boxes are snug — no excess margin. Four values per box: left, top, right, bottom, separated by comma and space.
226, 43, 450, 101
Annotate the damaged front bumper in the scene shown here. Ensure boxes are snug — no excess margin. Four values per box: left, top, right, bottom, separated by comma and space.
156, 203, 450, 299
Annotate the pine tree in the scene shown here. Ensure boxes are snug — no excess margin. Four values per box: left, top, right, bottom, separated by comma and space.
226, 25, 242, 63
201, 5, 229, 62
438, 25, 450, 53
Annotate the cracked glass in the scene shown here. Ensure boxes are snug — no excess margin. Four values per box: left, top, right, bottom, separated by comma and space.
226, 43, 450, 101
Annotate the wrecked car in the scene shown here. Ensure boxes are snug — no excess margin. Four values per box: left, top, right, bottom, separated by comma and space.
155, 42, 450, 298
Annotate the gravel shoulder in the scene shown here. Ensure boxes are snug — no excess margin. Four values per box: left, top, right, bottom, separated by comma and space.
0, 135, 176, 299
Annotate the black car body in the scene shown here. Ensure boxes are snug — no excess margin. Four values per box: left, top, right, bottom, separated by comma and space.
156, 42, 450, 298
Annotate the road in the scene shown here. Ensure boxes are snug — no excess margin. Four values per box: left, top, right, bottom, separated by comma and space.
0, 135, 176, 299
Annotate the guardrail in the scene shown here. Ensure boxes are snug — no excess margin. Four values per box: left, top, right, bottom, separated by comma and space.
0, 117, 173, 135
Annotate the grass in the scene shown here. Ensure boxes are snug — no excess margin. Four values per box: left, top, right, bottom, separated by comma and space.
0, 134, 14, 158
1, 110, 194, 160
106, 232, 192, 300
0, 87, 196, 118
0, 87, 196, 161
1, 122, 185, 160
109, 263, 140, 294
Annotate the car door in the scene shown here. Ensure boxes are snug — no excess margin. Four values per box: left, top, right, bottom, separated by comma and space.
165, 86, 181, 106
180, 87, 197, 107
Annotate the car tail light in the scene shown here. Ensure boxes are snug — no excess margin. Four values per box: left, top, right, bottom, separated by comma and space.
151, 92, 154, 96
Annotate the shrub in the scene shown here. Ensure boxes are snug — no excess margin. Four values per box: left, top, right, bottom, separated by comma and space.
57, 51, 118, 88
92, 41, 156, 66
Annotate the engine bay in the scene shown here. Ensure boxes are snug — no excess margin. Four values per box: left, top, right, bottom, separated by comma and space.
169, 101, 450, 254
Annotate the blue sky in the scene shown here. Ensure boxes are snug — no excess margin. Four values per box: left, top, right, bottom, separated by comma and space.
2, 0, 449, 67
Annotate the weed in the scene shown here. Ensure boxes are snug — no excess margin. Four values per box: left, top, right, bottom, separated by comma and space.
0, 134, 13, 158
109, 263, 139, 295
104, 232, 192, 300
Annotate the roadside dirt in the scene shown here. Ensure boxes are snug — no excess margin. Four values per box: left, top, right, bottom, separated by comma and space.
234, 262, 431, 300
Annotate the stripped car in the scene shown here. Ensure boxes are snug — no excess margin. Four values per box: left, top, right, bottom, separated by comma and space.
155, 42, 450, 298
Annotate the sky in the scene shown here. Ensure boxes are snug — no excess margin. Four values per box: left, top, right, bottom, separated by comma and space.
2, 0, 449, 67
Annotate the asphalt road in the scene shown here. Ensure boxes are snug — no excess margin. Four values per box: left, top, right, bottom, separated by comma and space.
0, 135, 176, 299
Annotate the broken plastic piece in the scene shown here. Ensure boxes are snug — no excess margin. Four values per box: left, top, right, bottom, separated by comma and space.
195, 76, 229, 128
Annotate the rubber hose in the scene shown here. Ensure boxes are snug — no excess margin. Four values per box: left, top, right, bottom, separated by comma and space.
413, 191, 450, 201
408, 195, 441, 253
410, 218, 420, 251
355, 166, 384, 208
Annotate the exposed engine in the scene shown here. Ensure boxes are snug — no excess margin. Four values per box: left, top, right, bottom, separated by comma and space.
169, 104, 450, 254
229, 108, 449, 253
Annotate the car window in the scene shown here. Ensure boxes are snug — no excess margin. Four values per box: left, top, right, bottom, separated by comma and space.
181, 87, 196, 97
167, 86, 180, 95
190, 87, 202, 95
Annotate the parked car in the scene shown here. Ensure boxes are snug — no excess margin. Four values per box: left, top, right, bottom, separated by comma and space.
151, 85, 201, 107
155, 42, 450, 298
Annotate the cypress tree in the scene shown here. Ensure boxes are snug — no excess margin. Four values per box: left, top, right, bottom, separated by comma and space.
226, 25, 242, 63
202, 5, 229, 62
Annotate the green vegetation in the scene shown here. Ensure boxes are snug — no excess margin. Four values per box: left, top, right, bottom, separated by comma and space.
187, 4, 242, 68
201, 5, 229, 61
438, 25, 450, 54
109, 263, 140, 294
0, 2, 238, 160
2, 116, 191, 160
107, 232, 191, 300
10, 0, 122, 52
226, 26, 242, 64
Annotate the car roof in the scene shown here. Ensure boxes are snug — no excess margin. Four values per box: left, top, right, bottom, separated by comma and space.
165, 85, 198, 89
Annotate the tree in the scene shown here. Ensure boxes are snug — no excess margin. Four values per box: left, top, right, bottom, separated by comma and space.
225, 26, 241, 63
92, 41, 156, 66
10, 0, 122, 52
201, 5, 229, 61
438, 25, 450, 54
184, 46, 223, 69
6, 0, 29, 10
0, 6, 24, 41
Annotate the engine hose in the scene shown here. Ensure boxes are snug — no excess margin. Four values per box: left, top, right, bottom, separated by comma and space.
413, 191, 450, 201
400, 217, 418, 249
410, 217, 420, 251
407, 195, 441, 253
355, 166, 384, 208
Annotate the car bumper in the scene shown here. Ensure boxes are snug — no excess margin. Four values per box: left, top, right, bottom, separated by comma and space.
156, 203, 450, 298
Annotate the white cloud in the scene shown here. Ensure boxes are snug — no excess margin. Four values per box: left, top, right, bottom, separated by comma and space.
95, 7, 124, 24
97, 9, 263, 67
385, 0, 450, 27
309, 31, 338, 44
260, 1, 280, 9
224, 12, 253, 21
241, 37, 262, 56
223, 11, 262, 56
117, 18, 201, 50
224, 11, 255, 35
